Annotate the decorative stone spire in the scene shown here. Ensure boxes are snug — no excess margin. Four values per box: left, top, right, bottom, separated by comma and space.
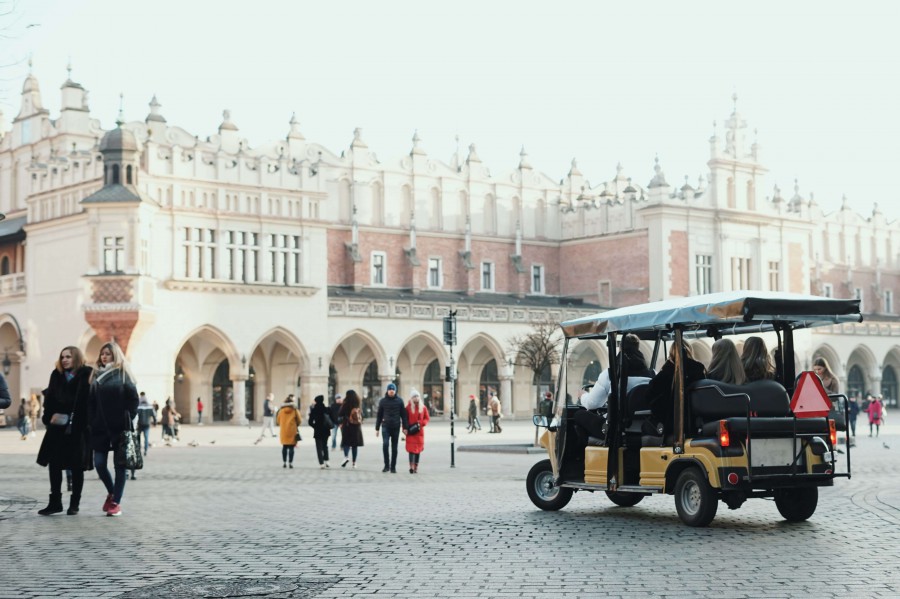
287, 112, 304, 140
615, 162, 624, 178
568, 158, 582, 177
466, 143, 481, 164
218, 109, 238, 132
116, 93, 125, 127
351, 127, 368, 149
518, 146, 532, 170
772, 184, 784, 205
17, 56, 47, 120
410, 130, 425, 156
648, 155, 668, 188
841, 194, 850, 210
146, 95, 166, 123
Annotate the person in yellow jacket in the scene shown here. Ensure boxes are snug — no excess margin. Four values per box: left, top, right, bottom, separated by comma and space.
276, 397, 302, 468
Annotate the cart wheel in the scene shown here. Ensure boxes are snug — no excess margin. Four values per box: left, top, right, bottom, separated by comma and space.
674, 468, 718, 527
526, 459, 573, 511
605, 491, 644, 507
774, 487, 818, 522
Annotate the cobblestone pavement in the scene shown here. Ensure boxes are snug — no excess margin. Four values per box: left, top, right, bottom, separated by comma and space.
1, 421, 899, 598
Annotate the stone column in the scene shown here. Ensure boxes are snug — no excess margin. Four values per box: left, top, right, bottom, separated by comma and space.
230, 375, 249, 425
301, 375, 329, 417
500, 375, 513, 416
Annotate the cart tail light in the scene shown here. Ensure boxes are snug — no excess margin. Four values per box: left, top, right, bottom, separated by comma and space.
828, 419, 837, 446
719, 420, 730, 447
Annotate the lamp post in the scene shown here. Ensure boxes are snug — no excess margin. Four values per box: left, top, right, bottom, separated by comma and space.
2, 352, 10, 376
443, 311, 458, 467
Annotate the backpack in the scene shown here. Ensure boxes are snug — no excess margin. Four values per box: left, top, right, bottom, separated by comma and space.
349, 407, 361, 425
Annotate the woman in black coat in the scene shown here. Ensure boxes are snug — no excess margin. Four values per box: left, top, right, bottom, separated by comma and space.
338, 389, 364, 468
90, 341, 139, 517
308, 395, 332, 468
36, 346, 93, 516
647, 342, 707, 436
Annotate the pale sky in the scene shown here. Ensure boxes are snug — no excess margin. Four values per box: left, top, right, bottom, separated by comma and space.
2, 0, 898, 217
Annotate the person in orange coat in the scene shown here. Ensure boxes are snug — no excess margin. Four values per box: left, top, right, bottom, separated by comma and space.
276, 397, 302, 468
404, 389, 430, 474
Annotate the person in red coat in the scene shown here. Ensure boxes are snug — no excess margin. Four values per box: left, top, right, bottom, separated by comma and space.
404, 389, 430, 474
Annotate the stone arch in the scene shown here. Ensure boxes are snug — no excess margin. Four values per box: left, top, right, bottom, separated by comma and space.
568, 339, 607, 390
0, 317, 24, 403
172, 325, 242, 421
846, 344, 878, 396
247, 327, 309, 416
458, 332, 505, 410
396, 330, 447, 413
329, 329, 389, 415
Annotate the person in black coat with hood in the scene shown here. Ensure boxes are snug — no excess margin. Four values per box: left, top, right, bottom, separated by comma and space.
36, 346, 93, 516
90, 341, 139, 517
308, 395, 332, 468
375, 382, 408, 473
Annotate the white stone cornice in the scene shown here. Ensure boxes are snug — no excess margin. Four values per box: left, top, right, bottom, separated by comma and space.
327, 297, 593, 324
164, 279, 319, 296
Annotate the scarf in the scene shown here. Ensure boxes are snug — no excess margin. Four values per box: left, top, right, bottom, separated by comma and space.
93, 364, 120, 386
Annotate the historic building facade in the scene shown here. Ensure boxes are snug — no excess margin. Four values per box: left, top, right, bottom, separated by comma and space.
0, 70, 897, 423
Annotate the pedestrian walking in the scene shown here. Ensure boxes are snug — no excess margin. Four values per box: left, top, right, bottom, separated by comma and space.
276, 396, 301, 468
17, 397, 30, 439
330, 394, 343, 449
848, 393, 860, 439
36, 346, 93, 516
29, 393, 42, 436
866, 394, 885, 437
160, 399, 181, 442
404, 389, 430, 473
375, 382, 408, 474
256, 393, 277, 443
489, 393, 502, 433
338, 389, 364, 468
196, 397, 204, 424
89, 341, 139, 517
467, 395, 481, 432
151, 400, 159, 426
136, 395, 154, 456
309, 395, 332, 469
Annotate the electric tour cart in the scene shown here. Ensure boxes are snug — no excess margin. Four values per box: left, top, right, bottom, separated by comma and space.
528, 291, 860, 526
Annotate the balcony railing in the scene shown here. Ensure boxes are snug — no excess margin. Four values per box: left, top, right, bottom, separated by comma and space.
0, 273, 26, 297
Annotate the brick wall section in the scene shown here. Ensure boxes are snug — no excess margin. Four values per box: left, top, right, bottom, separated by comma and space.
789, 242, 804, 293
668, 230, 689, 297
84, 311, 140, 353
558, 232, 650, 307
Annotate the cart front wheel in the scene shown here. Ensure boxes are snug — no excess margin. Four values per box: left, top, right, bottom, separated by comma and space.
526, 459, 573, 511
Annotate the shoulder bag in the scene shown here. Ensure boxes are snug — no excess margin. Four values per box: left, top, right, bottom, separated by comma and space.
97, 379, 143, 470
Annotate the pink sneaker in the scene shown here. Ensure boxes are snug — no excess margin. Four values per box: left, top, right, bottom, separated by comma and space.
106, 502, 122, 517
102, 494, 114, 513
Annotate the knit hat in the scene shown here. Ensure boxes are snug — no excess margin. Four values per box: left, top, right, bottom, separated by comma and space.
387, 383, 397, 392
314, 395, 324, 404
284, 397, 294, 404
409, 388, 420, 399
469, 394, 476, 400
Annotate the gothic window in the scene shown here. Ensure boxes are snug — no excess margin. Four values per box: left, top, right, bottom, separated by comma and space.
531, 264, 544, 294
222, 230, 259, 283
885, 290, 893, 314
267, 233, 302, 285
768, 261, 781, 291
181, 228, 216, 279
481, 261, 494, 291
111, 164, 120, 185
696, 255, 713, 295
371, 252, 386, 286
428, 257, 442, 289
126, 165, 133, 185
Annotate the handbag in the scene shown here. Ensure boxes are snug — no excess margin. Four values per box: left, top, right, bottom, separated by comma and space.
114, 427, 143, 470
408, 422, 421, 435
49, 412, 71, 427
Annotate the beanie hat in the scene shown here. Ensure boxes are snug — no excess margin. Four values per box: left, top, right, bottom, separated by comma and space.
469, 394, 476, 400
387, 383, 397, 392
314, 394, 324, 404
409, 388, 420, 399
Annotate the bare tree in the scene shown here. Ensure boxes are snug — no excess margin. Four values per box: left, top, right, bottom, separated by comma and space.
508, 322, 563, 444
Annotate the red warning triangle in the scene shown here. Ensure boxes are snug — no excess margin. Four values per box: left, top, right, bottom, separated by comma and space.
790, 371, 833, 418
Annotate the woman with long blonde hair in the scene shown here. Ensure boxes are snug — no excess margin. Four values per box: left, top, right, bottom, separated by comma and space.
812, 357, 839, 394
707, 339, 746, 385
89, 341, 139, 517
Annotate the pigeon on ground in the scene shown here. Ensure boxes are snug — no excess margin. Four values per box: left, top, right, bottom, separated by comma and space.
210, 440, 216, 445
188, 440, 199, 447
883, 442, 891, 449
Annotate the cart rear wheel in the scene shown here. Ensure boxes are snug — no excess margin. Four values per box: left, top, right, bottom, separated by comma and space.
774, 487, 818, 522
526, 459, 572, 511
605, 491, 644, 507
674, 468, 718, 527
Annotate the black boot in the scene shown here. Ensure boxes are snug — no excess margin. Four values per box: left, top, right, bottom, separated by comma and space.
38, 493, 63, 516
66, 494, 81, 515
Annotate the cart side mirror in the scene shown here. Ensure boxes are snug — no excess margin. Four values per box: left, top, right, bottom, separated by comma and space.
533, 415, 550, 428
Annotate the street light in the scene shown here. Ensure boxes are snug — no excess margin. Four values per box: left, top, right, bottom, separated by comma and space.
2, 352, 10, 376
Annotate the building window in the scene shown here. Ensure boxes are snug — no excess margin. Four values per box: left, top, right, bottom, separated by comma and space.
731, 257, 751, 290
428, 258, 442, 289
823, 283, 833, 298
481, 262, 494, 291
768, 261, 781, 291
371, 252, 386, 286
885, 290, 894, 314
531, 264, 544, 294
103, 236, 125, 273
855, 287, 864, 312
222, 230, 259, 283
267, 234, 302, 285
181, 228, 216, 279
695, 255, 712, 295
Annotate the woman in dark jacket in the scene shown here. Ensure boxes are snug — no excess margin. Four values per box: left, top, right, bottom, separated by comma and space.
90, 341, 139, 517
338, 389, 364, 468
647, 342, 707, 436
36, 346, 93, 516
309, 395, 332, 468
